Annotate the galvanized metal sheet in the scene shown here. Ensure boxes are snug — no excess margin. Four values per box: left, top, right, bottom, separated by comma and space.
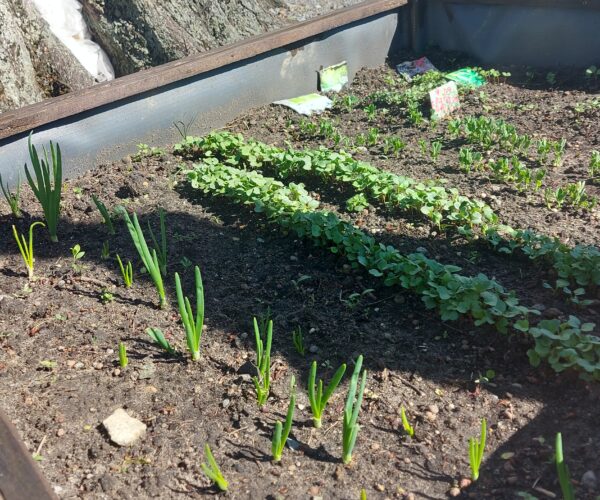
423, 0, 600, 68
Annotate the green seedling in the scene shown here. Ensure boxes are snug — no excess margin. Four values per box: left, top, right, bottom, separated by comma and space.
148, 207, 167, 275
70, 244, 85, 272
71, 244, 84, 261
201, 444, 228, 491
118, 208, 166, 308
252, 317, 273, 406
13, 222, 45, 279
24, 134, 62, 242
555, 433, 574, 500
0, 173, 22, 217
133, 143, 164, 161
116, 254, 133, 287
118, 341, 128, 368
400, 407, 414, 438
175, 266, 205, 361
92, 195, 115, 234
308, 360, 346, 428
101, 241, 110, 260
589, 150, 600, 184
363, 103, 377, 121
382, 136, 405, 157
291, 326, 305, 356
430, 141, 442, 162
272, 376, 296, 462
100, 290, 114, 304
342, 355, 367, 464
469, 418, 487, 481
146, 327, 176, 355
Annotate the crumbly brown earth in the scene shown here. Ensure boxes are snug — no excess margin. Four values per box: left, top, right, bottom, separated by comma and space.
1, 56, 599, 499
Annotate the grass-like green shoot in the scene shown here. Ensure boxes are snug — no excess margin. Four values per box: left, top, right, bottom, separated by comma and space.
12, 221, 45, 279
101, 241, 110, 260
401, 407, 414, 438
469, 418, 487, 481
272, 376, 296, 462
201, 444, 228, 491
0, 173, 22, 217
146, 327, 176, 355
252, 317, 273, 406
555, 433, 575, 500
116, 254, 133, 287
92, 195, 115, 234
118, 208, 166, 308
360, 489, 367, 500
292, 326, 305, 356
175, 266, 204, 361
308, 360, 346, 428
148, 207, 167, 275
342, 355, 367, 464
118, 341, 128, 368
24, 134, 62, 242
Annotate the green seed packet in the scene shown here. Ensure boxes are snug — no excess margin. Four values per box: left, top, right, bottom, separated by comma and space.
445, 68, 486, 87
319, 61, 349, 93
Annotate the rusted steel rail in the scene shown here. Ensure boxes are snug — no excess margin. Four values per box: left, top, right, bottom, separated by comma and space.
0, 410, 57, 500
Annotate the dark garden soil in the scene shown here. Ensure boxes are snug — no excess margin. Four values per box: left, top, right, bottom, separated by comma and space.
1, 53, 599, 499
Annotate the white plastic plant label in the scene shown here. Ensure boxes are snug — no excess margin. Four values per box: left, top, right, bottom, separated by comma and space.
429, 81, 460, 120
274, 93, 333, 115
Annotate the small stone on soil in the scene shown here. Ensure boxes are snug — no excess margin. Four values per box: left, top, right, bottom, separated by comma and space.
102, 408, 147, 446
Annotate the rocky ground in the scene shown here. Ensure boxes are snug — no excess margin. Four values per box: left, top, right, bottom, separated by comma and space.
0, 0, 361, 113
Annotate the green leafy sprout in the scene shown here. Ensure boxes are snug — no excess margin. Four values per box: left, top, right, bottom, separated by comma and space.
24, 134, 62, 242
0, 173, 22, 217
555, 433, 574, 500
146, 327, 176, 355
469, 418, 487, 481
116, 254, 133, 287
252, 317, 273, 406
175, 265, 205, 361
292, 326, 305, 356
400, 407, 414, 438
308, 360, 346, 428
272, 376, 296, 462
92, 195, 115, 234
118, 208, 167, 308
12, 221, 45, 279
201, 444, 228, 491
118, 341, 128, 368
342, 355, 367, 464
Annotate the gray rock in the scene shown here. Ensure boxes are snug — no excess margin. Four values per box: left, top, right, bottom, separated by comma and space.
581, 470, 597, 490
102, 408, 147, 446
138, 363, 156, 380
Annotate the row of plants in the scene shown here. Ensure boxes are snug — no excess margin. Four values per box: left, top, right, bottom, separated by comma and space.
450, 116, 598, 209
185, 158, 600, 379
175, 132, 497, 229
175, 132, 600, 295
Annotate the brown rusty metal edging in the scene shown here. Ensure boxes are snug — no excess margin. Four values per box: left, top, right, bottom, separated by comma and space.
0, 0, 406, 141
0, 410, 57, 500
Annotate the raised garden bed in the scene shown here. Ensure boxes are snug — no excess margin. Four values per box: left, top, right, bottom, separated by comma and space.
1, 53, 599, 499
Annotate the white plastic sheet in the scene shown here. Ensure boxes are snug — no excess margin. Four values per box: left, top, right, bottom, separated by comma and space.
31, 0, 115, 82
